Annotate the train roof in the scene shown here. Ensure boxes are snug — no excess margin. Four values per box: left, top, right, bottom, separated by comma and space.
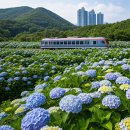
42, 37, 106, 41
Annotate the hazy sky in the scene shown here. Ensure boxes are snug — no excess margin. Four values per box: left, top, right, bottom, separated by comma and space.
0, 0, 130, 24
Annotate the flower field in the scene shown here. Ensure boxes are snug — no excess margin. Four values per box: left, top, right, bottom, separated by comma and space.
1, 42, 130, 130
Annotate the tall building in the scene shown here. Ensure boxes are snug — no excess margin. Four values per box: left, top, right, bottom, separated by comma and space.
89, 9, 96, 25
77, 7, 88, 26
97, 12, 104, 25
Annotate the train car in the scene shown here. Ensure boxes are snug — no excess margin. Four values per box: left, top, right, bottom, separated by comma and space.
41, 37, 109, 49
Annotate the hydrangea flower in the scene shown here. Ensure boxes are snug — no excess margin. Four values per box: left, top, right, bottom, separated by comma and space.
33, 75, 38, 79
40, 126, 62, 130
26, 92, 46, 109
102, 95, 121, 109
77, 93, 92, 104
120, 84, 130, 91
119, 117, 130, 130
4, 86, 11, 91
35, 83, 48, 91
22, 77, 28, 82
47, 106, 60, 113
54, 76, 62, 82
7, 77, 13, 83
44, 76, 50, 82
121, 64, 130, 71
59, 95, 82, 113
85, 70, 96, 78
126, 89, 130, 99
116, 76, 130, 85
0, 125, 14, 130
75, 65, 82, 71
0, 112, 7, 120
0, 77, 5, 82
114, 72, 122, 78
50, 88, 66, 99
21, 91, 29, 97
105, 73, 118, 81
98, 86, 113, 94
91, 81, 100, 89
100, 80, 112, 87
21, 108, 50, 130
89, 92, 101, 98
14, 77, 20, 81
0, 72, 7, 77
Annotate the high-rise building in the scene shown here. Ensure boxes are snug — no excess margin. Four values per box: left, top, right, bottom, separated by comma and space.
77, 7, 88, 26
89, 9, 96, 25
77, 7, 104, 26
97, 12, 104, 25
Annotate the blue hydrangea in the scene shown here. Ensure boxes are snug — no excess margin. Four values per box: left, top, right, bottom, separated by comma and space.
21, 108, 50, 130
126, 89, 130, 99
102, 95, 121, 109
121, 64, 130, 71
59, 95, 82, 113
50, 87, 66, 99
116, 76, 130, 85
33, 75, 38, 79
89, 92, 101, 98
52, 66, 56, 69
0, 77, 5, 82
0, 67, 2, 71
4, 86, 11, 91
54, 76, 62, 82
77, 93, 92, 104
15, 71, 20, 75
22, 70, 27, 74
27, 81, 32, 85
85, 69, 96, 78
0, 125, 14, 130
0, 72, 7, 77
21, 91, 29, 97
114, 72, 122, 78
100, 80, 112, 87
7, 77, 13, 83
91, 81, 100, 89
26, 92, 46, 109
22, 77, 28, 82
35, 83, 48, 91
44, 76, 50, 82
14, 77, 20, 81
75, 65, 82, 71
98, 60, 105, 65
105, 73, 118, 81
0, 112, 7, 120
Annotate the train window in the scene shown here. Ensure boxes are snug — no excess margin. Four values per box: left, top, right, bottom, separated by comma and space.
76, 41, 79, 44
85, 41, 89, 44
68, 41, 71, 44
45, 42, 48, 45
60, 42, 63, 44
56, 42, 59, 45
93, 41, 96, 44
80, 41, 83, 44
54, 42, 56, 45
72, 41, 75, 44
64, 41, 67, 44
101, 40, 105, 44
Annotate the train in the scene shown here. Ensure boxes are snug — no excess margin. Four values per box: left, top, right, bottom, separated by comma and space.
41, 37, 109, 49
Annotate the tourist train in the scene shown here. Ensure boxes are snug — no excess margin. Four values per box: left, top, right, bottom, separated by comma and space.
41, 37, 109, 49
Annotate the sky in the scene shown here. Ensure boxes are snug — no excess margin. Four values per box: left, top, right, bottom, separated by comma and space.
0, 0, 130, 25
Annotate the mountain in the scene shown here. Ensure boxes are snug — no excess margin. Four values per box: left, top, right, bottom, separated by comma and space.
0, 6, 75, 30
0, 6, 33, 20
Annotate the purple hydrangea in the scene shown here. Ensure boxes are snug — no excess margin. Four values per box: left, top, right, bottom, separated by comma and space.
34, 83, 48, 91
102, 95, 121, 109
0, 112, 7, 120
50, 87, 66, 99
126, 89, 130, 99
100, 80, 112, 87
105, 73, 118, 81
0, 125, 14, 130
26, 92, 46, 109
21, 108, 50, 130
116, 76, 130, 85
59, 95, 82, 113
91, 81, 100, 89
85, 70, 96, 78
77, 93, 92, 104
121, 64, 130, 71
54, 76, 62, 82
